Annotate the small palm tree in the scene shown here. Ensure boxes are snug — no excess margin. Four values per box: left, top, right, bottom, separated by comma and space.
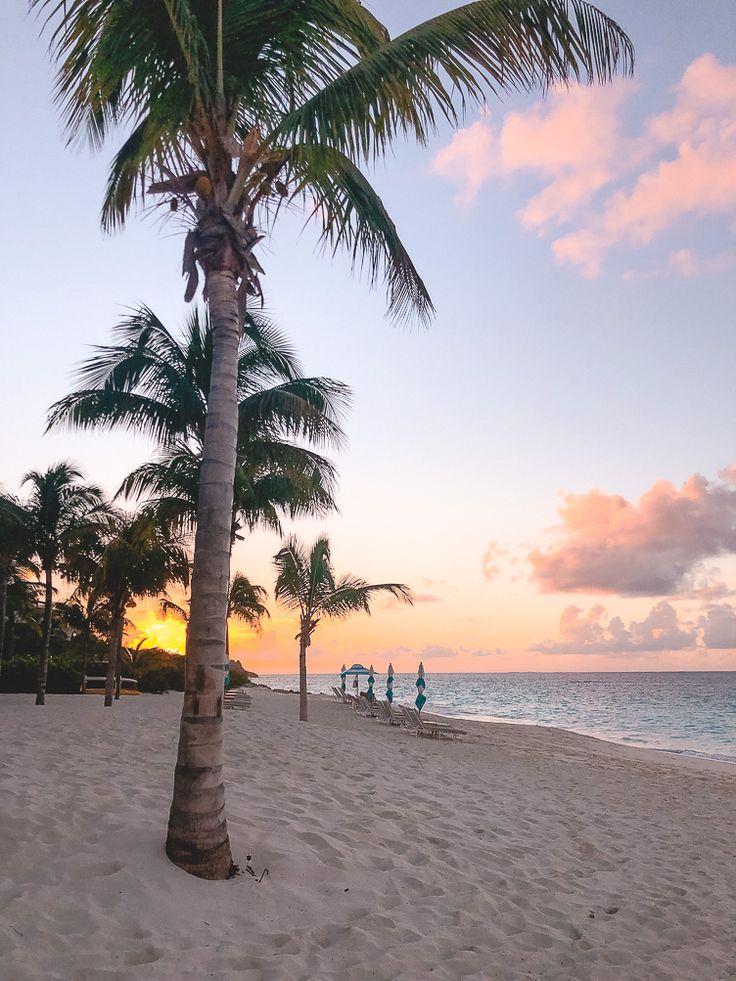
95, 512, 190, 706
21, 463, 108, 705
56, 589, 111, 693
274, 535, 412, 722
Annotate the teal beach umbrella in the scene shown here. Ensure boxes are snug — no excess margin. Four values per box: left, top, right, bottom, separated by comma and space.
386, 662, 394, 703
340, 663, 347, 695
415, 661, 426, 712
367, 664, 375, 701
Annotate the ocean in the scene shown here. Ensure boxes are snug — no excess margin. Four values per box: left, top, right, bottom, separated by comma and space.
255, 671, 736, 762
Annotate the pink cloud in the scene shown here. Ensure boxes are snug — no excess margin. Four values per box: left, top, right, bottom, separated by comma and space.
624, 248, 736, 281
533, 601, 698, 655
431, 54, 736, 278
482, 541, 509, 580
529, 468, 736, 596
430, 118, 496, 207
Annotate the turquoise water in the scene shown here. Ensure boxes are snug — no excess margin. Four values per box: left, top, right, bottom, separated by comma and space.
256, 671, 736, 762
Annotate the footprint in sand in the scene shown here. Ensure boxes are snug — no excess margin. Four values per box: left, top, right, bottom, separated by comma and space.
76, 860, 123, 880
123, 945, 163, 966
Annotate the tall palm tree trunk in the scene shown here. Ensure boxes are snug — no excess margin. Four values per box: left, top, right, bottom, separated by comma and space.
6, 613, 15, 661
166, 268, 239, 880
298, 630, 309, 723
104, 615, 123, 707
36, 567, 53, 705
114, 635, 123, 699
79, 629, 90, 693
0, 575, 8, 677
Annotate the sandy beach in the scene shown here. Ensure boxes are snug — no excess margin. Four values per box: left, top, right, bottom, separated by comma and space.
1, 688, 735, 981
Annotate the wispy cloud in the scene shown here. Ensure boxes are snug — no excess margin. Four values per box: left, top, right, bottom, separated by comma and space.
431, 54, 736, 278
529, 468, 736, 597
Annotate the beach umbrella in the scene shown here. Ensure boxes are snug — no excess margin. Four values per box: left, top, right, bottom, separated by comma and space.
340, 663, 347, 695
386, 662, 394, 703
342, 662, 371, 693
367, 664, 375, 701
415, 661, 426, 712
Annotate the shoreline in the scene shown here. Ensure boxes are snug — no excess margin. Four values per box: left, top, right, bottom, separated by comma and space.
262, 685, 736, 773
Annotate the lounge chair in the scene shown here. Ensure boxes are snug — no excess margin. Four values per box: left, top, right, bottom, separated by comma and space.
355, 695, 379, 717
375, 700, 403, 725
224, 688, 252, 711
402, 706, 466, 740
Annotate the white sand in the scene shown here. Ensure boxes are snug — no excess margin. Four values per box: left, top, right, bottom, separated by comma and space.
1, 688, 735, 981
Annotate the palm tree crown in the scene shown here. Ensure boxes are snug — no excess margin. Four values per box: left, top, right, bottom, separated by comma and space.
32, 0, 632, 322
48, 306, 348, 538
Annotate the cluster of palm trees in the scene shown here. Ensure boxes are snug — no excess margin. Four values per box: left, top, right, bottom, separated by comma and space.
28, 0, 632, 878
3, 306, 408, 709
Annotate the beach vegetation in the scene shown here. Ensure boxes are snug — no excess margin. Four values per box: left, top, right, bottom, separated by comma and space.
33, 0, 632, 879
20, 463, 109, 705
93, 511, 190, 706
274, 534, 412, 722
47, 305, 347, 544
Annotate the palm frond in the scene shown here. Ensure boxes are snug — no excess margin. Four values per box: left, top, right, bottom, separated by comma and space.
287, 143, 433, 325
228, 572, 270, 633
319, 577, 413, 619
273, 535, 310, 616
277, 1, 633, 161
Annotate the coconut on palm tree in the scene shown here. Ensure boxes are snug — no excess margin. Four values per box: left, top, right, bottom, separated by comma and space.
35, 0, 632, 878
21, 463, 108, 705
274, 535, 412, 722
94, 511, 190, 707
48, 305, 347, 541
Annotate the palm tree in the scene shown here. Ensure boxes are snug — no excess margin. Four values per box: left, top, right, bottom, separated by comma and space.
56, 589, 111, 693
0, 493, 37, 675
48, 305, 347, 541
274, 535, 412, 722
34, 0, 632, 879
94, 512, 190, 707
22, 463, 107, 705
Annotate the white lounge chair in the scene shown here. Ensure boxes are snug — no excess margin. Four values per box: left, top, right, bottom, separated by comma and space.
402, 706, 466, 740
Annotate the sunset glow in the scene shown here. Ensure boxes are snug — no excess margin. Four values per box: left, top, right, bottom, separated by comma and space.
3, 1, 735, 678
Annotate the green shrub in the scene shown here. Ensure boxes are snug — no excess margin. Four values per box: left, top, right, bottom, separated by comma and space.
0, 656, 81, 694
138, 663, 185, 693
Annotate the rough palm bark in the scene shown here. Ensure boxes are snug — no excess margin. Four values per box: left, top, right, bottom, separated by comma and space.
104, 615, 123, 707
298, 633, 309, 722
79, 629, 91, 693
165, 268, 240, 880
36, 568, 54, 706
114, 635, 123, 699
0, 576, 7, 675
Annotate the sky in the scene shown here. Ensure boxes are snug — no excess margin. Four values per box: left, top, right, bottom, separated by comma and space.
1, 1, 735, 675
